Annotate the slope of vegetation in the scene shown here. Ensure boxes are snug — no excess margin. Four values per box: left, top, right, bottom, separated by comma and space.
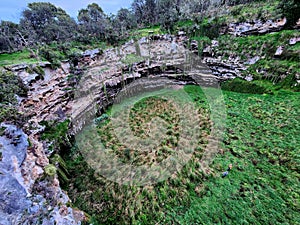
216, 30, 300, 83
164, 86, 300, 224
61, 85, 300, 224
0, 70, 27, 125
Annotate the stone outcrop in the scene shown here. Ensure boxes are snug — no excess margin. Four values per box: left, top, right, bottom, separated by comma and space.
228, 18, 287, 36
289, 37, 300, 45
275, 46, 284, 57
4, 62, 51, 72
186, 39, 249, 80
0, 124, 31, 225
203, 57, 247, 80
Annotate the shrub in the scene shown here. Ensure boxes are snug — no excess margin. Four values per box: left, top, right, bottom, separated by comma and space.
0, 70, 27, 125
39, 46, 62, 69
44, 164, 57, 177
221, 78, 274, 94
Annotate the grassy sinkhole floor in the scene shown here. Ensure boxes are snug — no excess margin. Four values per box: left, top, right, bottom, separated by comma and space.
62, 85, 300, 225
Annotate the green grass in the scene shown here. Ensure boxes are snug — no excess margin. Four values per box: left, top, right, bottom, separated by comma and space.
0, 50, 42, 67
219, 0, 281, 23
129, 25, 162, 40
61, 85, 300, 224
121, 54, 145, 65
164, 86, 300, 224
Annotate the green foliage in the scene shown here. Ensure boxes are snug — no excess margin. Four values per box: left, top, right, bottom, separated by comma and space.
214, 30, 300, 89
0, 70, 26, 103
44, 164, 57, 177
188, 17, 222, 40
94, 114, 110, 127
39, 45, 63, 69
44, 159, 69, 185
26, 65, 45, 76
0, 21, 23, 53
0, 105, 25, 126
0, 70, 27, 125
221, 0, 280, 23
20, 2, 77, 44
221, 78, 275, 94
41, 120, 70, 150
66, 49, 82, 67
278, 0, 300, 28
78, 3, 108, 39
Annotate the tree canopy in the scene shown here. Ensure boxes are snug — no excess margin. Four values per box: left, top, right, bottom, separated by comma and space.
20, 2, 77, 44
78, 3, 108, 39
0, 0, 298, 53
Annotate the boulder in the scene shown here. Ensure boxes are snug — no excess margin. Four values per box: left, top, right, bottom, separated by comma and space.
294, 18, 300, 29
289, 37, 300, 45
245, 56, 260, 65
211, 40, 219, 47
228, 18, 286, 36
275, 46, 284, 57
203, 46, 212, 57
82, 49, 100, 59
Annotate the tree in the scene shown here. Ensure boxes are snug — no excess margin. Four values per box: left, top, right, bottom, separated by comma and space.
131, 0, 146, 25
278, 0, 300, 28
114, 8, 137, 36
145, 0, 157, 24
78, 3, 109, 39
157, 0, 179, 31
131, 0, 157, 26
20, 2, 77, 44
180, 0, 223, 19
0, 21, 23, 52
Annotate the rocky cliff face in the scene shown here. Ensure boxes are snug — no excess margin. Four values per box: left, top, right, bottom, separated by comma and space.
1, 62, 84, 224
70, 34, 223, 133
0, 124, 30, 225
0, 124, 84, 224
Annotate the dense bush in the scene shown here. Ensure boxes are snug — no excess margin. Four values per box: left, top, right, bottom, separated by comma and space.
278, 0, 300, 28
0, 70, 27, 125
39, 46, 62, 69
221, 78, 274, 94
